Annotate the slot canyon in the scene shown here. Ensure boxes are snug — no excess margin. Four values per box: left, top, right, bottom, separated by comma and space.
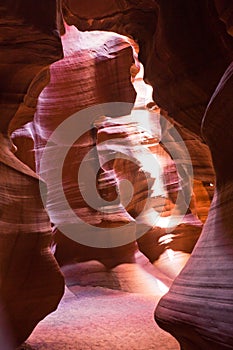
0, 1, 233, 349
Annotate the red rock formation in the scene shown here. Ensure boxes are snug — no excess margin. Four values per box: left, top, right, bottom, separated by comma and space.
2, 1, 233, 348
215, 0, 233, 36
154, 6, 233, 349
0, 1, 65, 346
32, 23, 206, 274
96, 106, 203, 265
1, 1, 63, 135
155, 62, 233, 349
62, 0, 233, 136
61, 1, 233, 348
12, 125, 36, 171
0, 159, 64, 346
61, 0, 222, 271
32, 24, 138, 268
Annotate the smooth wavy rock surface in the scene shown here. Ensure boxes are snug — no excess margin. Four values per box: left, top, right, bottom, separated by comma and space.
0, 1, 65, 346
63, 0, 233, 136
155, 62, 233, 350
0, 158, 64, 346
32, 25, 137, 267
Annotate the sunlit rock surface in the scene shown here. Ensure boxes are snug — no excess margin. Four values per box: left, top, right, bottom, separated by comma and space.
32, 24, 205, 275
95, 105, 203, 266
61, 1, 233, 348
2, 1, 233, 349
32, 25, 138, 268
63, 0, 233, 136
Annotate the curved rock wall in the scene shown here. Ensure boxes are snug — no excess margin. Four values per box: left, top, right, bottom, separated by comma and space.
155, 63, 233, 348
32, 24, 138, 268
61, 1, 233, 348
32, 24, 205, 273
1, 1, 233, 348
63, 0, 233, 136
0, 1, 65, 346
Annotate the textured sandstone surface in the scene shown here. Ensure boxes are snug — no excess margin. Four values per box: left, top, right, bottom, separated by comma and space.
1, 1, 233, 349
61, 1, 233, 349
0, 1, 65, 346
156, 67, 233, 345
32, 24, 205, 273
63, 0, 233, 136
0, 160, 64, 346
0, 1, 63, 135
154, 9, 233, 350
32, 25, 138, 268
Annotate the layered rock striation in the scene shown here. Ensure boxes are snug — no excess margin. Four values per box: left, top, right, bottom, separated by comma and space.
0, 1, 65, 346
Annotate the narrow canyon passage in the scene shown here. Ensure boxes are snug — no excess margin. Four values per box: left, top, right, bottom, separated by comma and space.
24, 61, 189, 350
26, 252, 180, 350
1, 2, 233, 350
